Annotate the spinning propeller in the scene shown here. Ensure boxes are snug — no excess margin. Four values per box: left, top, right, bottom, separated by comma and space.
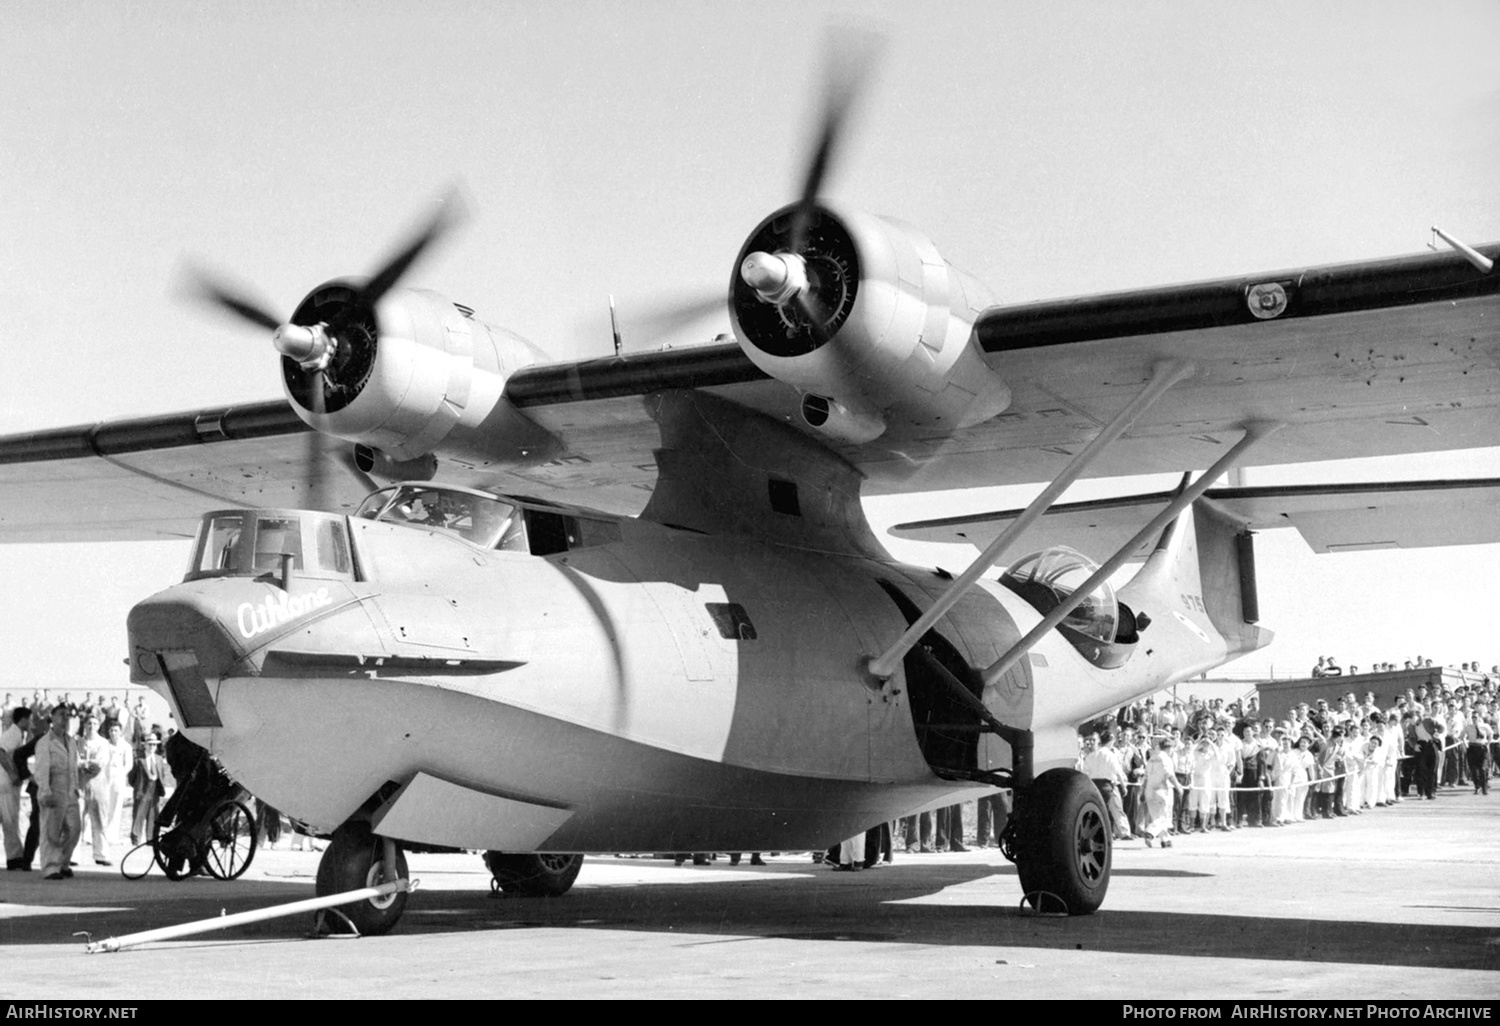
627, 29, 883, 350
185, 191, 466, 510
737, 28, 883, 341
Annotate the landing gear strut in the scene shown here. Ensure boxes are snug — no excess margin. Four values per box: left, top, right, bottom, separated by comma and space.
314, 822, 409, 935
484, 852, 584, 897
1004, 768, 1111, 915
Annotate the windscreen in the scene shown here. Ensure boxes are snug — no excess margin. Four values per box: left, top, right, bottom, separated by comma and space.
188, 511, 354, 580
355, 484, 524, 550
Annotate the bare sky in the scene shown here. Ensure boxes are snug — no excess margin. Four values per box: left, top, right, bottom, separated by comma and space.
1, 0, 1498, 689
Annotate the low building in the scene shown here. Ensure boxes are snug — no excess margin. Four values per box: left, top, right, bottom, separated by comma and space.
1256, 666, 1487, 722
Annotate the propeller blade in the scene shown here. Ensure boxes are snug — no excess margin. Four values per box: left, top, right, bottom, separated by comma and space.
794, 289, 832, 346
351, 187, 469, 314
303, 371, 330, 511
619, 290, 727, 346
184, 265, 282, 332
789, 27, 884, 253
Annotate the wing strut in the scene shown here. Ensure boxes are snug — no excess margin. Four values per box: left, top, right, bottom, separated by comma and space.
979, 421, 1283, 688
1431, 227, 1495, 274
865, 359, 1196, 681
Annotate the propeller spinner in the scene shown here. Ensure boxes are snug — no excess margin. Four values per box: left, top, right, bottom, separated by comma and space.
737, 29, 883, 344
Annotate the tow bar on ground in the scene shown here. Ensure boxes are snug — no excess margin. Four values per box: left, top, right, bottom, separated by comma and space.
79, 878, 415, 953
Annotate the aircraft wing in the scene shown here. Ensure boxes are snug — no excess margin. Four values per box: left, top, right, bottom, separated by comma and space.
1, 243, 1497, 543
509, 242, 1500, 500
0, 405, 370, 542
889, 479, 1500, 559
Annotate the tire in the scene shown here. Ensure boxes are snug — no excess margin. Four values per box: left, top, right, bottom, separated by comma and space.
315, 823, 409, 935
483, 852, 583, 897
1012, 768, 1111, 914
202, 800, 257, 881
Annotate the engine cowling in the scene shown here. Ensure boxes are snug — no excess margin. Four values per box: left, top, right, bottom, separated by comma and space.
729, 203, 1010, 443
282, 281, 559, 468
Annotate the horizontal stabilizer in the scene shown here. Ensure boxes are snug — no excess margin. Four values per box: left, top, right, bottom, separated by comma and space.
890, 478, 1500, 558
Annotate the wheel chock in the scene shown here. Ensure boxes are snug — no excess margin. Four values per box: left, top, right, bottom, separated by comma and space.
1017, 889, 1070, 916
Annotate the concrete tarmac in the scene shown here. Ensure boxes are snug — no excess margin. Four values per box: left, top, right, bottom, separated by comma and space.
1, 788, 1497, 1000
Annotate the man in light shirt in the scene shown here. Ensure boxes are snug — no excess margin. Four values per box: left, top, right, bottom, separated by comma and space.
1077, 733, 1132, 840
34, 704, 82, 880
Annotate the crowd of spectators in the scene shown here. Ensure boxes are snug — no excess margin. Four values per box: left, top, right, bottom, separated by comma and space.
1083, 670, 1497, 847
7, 668, 1494, 879
1, 690, 174, 878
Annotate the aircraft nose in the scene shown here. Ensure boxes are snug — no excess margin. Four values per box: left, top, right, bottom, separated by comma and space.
127, 582, 253, 727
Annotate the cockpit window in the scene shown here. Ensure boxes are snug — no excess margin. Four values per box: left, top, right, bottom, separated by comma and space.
201, 514, 245, 572
355, 485, 527, 551
188, 511, 354, 582
313, 518, 352, 574
253, 517, 304, 571
999, 546, 1119, 646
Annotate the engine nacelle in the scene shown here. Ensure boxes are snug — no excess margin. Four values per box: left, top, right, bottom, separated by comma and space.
351, 443, 438, 483
282, 282, 560, 468
729, 203, 1011, 442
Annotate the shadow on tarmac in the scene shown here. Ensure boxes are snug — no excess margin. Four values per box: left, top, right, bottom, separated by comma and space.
6, 858, 1496, 973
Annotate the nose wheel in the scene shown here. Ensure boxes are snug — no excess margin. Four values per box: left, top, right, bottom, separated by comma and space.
1008, 768, 1111, 914
314, 822, 409, 935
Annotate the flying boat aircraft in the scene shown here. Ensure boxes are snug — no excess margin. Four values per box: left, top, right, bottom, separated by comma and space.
2, 41, 1498, 932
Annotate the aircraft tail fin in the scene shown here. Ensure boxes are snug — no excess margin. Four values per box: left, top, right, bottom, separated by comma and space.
1119, 495, 1274, 671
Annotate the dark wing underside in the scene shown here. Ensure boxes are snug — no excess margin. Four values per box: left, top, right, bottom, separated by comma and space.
1, 243, 1497, 542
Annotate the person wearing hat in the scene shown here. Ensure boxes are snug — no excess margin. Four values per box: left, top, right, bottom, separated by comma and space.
129, 732, 168, 846
1289, 734, 1316, 821
33, 704, 82, 879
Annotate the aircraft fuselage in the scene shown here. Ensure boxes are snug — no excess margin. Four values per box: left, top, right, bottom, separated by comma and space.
127, 502, 1241, 855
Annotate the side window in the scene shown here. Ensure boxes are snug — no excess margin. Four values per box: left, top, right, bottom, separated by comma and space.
705, 602, 757, 641
573, 518, 621, 548
523, 511, 621, 555
194, 514, 245, 574
525, 511, 575, 556
313, 518, 352, 574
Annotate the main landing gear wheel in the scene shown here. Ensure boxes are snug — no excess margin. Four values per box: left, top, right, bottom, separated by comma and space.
1011, 768, 1111, 915
315, 823, 409, 935
483, 852, 584, 897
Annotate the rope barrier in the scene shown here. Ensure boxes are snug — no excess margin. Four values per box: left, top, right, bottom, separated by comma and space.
1100, 734, 1485, 794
